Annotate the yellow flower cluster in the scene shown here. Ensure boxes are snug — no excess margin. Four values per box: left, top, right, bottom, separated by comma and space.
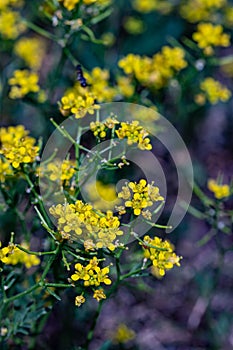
123, 17, 145, 35
142, 235, 181, 277
0, 242, 40, 269
0, 125, 39, 169
0, 0, 23, 10
118, 46, 187, 89
0, 9, 25, 39
85, 180, 121, 211
60, 0, 111, 11
14, 37, 46, 71
192, 23, 230, 56
117, 179, 164, 216
90, 116, 119, 139
71, 256, 111, 303
39, 159, 76, 185
84, 67, 116, 102
208, 179, 230, 199
112, 324, 135, 344
49, 200, 123, 250
8, 70, 40, 99
198, 78, 231, 105
180, 0, 226, 23
60, 90, 99, 119
115, 121, 152, 151
132, 0, 172, 14
0, 158, 14, 182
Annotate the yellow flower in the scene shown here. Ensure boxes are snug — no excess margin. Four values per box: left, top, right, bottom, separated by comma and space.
49, 200, 123, 250
115, 121, 152, 151
0, 242, 40, 268
14, 37, 46, 70
208, 179, 230, 199
75, 295, 86, 307
60, 91, 100, 119
93, 288, 106, 301
180, 0, 226, 23
85, 180, 121, 211
0, 9, 26, 39
0, 0, 23, 10
118, 47, 187, 89
132, 0, 172, 14
142, 235, 182, 277
199, 78, 231, 104
118, 179, 164, 216
71, 257, 112, 288
123, 17, 145, 35
59, 0, 111, 11
0, 125, 39, 169
8, 70, 40, 99
192, 23, 230, 55
112, 324, 135, 344
0, 158, 14, 182
39, 159, 76, 185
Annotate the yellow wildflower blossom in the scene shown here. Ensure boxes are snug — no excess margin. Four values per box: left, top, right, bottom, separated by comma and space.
14, 37, 46, 71
39, 159, 76, 185
60, 91, 99, 119
60, 0, 111, 11
115, 121, 152, 151
50, 200, 123, 250
85, 180, 121, 211
118, 179, 164, 216
71, 257, 112, 288
8, 70, 40, 99
141, 235, 182, 277
180, 0, 226, 23
192, 23, 230, 56
0, 158, 14, 182
208, 179, 230, 199
93, 288, 106, 301
118, 47, 187, 89
199, 78, 231, 104
75, 295, 86, 307
0, 242, 40, 269
123, 17, 145, 35
0, 9, 25, 39
0, 125, 39, 169
112, 324, 135, 344
132, 0, 172, 14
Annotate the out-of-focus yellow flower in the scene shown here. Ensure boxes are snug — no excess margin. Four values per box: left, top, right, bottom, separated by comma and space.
180, 0, 226, 23
142, 235, 182, 277
59, 0, 111, 11
101, 32, 115, 46
0, 0, 23, 10
8, 70, 40, 99
199, 77, 231, 104
0, 242, 40, 269
0, 9, 26, 39
132, 0, 172, 14
123, 17, 145, 35
208, 179, 230, 199
116, 76, 135, 98
14, 37, 46, 71
118, 46, 187, 89
112, 324, 135, 344
85, 180, 121, 211
0, 158, 14, 182
39, 159, 76, 185
192, 23, 230, 56
0, 125, 39, 169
